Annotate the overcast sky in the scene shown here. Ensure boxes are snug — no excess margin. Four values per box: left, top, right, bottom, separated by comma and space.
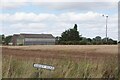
0, 0, 119, 40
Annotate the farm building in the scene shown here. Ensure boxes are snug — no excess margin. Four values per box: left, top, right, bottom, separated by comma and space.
12, 34, 55, 45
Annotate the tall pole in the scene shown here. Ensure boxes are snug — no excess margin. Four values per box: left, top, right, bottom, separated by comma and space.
102, 15, 108, 44
106, 16, 108, 43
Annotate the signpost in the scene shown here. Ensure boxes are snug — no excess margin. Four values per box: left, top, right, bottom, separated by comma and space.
33, 63, 55, 78
33, 63, 55, 70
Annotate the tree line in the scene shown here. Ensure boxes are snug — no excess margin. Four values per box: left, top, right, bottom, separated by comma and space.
0, 34, 12, 45
0, 24, 119, 45
55, 24, 118, 45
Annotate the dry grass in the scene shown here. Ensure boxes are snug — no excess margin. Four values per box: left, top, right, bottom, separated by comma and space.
3, 45, 118, 54
2, 45, 118, 78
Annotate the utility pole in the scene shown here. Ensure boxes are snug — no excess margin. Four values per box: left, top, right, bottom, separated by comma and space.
102, 14, 108, 44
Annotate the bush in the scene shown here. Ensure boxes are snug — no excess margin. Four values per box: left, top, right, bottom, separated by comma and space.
79, 41, 87, 45
18, 44, 23, 46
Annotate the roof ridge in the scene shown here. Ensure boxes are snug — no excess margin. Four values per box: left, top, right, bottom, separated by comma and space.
20, 33, 52, 35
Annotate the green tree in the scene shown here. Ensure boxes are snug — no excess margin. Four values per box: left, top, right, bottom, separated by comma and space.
60, 30, 68, 41
87, 38, 92, 42
60, 24, 80, 42
1, 34, 5, 44
92, 36, 102, 45
2, 34, 5, 40
55, 36, 60, 44
80, 37, 87, 45
95, 36, 102, 44
74, 24, 78, 31
118, 41, 120, 43
107, 38, 117, 44
92, 38, 96, 44
102, 37, 109, 44
5, 35, 12, 45
86, 38, 92, 45
58, 23, 117, 45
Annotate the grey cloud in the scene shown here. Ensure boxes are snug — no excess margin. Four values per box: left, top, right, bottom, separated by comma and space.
32, 2, 117, 12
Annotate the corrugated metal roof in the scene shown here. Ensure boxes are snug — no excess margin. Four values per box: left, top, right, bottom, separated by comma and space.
20, 34, 55, 38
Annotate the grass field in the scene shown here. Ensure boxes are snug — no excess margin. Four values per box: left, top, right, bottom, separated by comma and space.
2, 45, 118, 78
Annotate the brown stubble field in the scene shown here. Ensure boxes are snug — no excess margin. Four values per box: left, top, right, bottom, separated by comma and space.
2, 45, 119, 78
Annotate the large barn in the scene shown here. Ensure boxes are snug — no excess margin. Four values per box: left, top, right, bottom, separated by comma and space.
12, 34, 55, 45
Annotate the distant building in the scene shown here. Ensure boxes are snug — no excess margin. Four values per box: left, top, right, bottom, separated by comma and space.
12, 33, 55, 45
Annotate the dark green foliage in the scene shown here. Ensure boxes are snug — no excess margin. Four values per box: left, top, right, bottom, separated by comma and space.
2, 34, 5, 41
60, 24, 80, 42
118, 41, 120, 43
102, 38, 117, 45
107, 38, 116, 44
55, 36, 60, 44
0, 34, 5, 44
4, 35, 13, 45
74, 24, 78, 31
92, 36, 102, 45
57, 24, 117, 45
80, 37, 88, 45
18, 44, 23, 46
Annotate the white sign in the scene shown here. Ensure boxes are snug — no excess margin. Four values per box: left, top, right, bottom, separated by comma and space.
33, 64, 55, 70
